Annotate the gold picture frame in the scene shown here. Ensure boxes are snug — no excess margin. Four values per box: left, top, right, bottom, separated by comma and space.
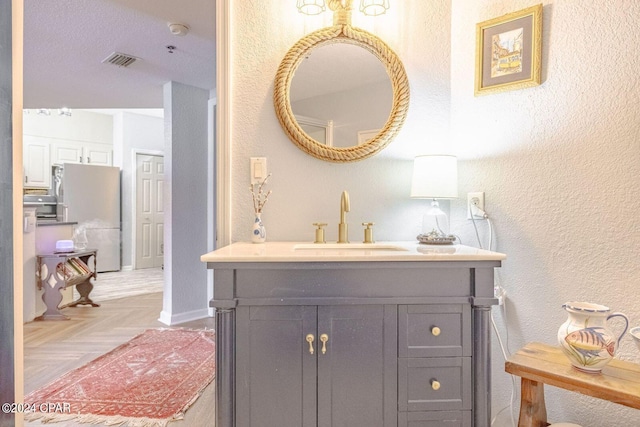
475, 4, 542, 96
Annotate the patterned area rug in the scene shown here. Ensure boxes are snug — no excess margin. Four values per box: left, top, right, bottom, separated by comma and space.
24, 328, 215, 426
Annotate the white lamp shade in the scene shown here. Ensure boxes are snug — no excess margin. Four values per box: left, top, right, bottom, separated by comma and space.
410, 155, 458, 199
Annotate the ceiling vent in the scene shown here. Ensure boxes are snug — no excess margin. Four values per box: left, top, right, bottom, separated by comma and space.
102, 52, 140, 68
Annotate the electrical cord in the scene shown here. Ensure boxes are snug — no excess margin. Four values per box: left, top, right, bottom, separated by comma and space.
490, 307, 517, 427
469, 203, 488, 249
469, 215, 483, 250
468, 200, 516, 427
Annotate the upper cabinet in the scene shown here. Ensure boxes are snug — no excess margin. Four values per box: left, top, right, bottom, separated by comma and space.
23, 136, 51, 188
23, 109, 115, 188
24, 137, 114, 189
51, 141, 113, 166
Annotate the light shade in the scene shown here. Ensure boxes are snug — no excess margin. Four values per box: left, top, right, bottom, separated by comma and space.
360, 0, 390, 16
297, 0, 326, 15
410, 155, 458, 199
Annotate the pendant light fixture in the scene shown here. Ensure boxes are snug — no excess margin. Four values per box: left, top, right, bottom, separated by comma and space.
297, 0, 326, 15
360, 0, 390, 16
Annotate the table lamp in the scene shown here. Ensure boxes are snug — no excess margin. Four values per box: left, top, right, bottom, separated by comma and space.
410, 154, 458, 244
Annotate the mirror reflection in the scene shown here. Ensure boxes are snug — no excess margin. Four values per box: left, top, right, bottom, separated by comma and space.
289, 43, 393, 148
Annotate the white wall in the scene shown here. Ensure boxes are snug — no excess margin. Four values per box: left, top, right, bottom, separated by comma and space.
112, 111, 164, 268
450, 1, 640, 425
160, 81, 211, 325
24, 109, 112, 144
227, 1, 640, 425
229, 0, 451, 243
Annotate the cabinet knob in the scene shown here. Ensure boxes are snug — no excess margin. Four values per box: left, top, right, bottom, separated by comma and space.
431, 326, 441, 336
306, 334, 315, 355
431, 379, 441, 391
320, 333, 329, 354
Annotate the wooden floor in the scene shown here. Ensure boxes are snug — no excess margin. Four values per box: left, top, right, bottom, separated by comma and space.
23, 291, 216, 426
84, 267, 164, 302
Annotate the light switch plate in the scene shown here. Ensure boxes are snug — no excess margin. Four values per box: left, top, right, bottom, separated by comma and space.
250, 157, 267, 185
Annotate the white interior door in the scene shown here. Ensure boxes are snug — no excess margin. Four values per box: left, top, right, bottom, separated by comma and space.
136, 154, 164, 269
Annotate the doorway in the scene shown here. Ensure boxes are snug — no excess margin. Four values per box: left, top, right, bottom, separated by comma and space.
135, 153, 164, 269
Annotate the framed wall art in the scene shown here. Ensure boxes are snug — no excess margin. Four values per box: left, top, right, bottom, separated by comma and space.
475, 4, 542, 96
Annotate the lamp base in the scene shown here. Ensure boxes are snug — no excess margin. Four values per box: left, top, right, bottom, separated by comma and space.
416, 233, 456, 245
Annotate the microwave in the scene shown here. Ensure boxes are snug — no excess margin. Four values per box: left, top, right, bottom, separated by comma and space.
23, 194, 58, 221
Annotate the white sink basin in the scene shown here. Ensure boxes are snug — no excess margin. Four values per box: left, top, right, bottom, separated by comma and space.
293, 243, 408, 251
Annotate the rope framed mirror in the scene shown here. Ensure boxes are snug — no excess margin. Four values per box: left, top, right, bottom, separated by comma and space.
273, 2, 409, 163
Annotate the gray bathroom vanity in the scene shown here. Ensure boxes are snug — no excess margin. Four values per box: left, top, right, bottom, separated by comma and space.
201, 242, 506, 427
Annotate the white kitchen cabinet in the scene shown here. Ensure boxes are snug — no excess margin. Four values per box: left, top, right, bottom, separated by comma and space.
51, 141, 112, 166
51, 141, 83, 164
23, 136, 51, 188
83, 142, 113, 166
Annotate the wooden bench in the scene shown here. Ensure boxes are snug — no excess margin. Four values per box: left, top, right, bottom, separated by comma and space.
505, 342, 640, 427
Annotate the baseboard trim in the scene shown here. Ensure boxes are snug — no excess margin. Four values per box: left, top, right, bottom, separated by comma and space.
121, 265, 133, 272
158, 308, 211, 326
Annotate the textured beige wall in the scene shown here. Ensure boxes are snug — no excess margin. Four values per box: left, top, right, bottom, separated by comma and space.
228, 1, 640, 424
229, 1, 451, 243
450, 1, 640, 425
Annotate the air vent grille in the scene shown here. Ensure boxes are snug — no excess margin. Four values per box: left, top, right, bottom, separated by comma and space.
102, 52, 140, 68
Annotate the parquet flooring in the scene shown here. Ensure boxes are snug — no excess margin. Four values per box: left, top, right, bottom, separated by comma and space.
23, 291, 216, 426
87, 267, 164, 302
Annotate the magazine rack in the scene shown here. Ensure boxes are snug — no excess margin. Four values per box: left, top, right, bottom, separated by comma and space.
35, 249, 99, 320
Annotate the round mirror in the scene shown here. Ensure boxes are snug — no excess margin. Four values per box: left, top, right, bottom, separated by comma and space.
290, 43, 393, 148
274, 25, 409, 163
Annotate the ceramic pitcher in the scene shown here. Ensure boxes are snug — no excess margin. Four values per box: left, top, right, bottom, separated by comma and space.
557, 302, 629, 372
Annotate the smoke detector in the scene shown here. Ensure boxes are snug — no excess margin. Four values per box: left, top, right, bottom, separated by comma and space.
168, 23, 190, 36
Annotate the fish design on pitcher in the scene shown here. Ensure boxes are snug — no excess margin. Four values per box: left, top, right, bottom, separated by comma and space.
565, 327, 615, 357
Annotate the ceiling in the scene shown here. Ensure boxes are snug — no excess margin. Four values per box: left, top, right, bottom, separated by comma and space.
23, 0, 216, 109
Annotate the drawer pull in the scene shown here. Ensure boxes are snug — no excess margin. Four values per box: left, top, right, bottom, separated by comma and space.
320, 333, 329, 354
306, 334, 315, 354
431, 326, 441, 336
431, 379, 441, 391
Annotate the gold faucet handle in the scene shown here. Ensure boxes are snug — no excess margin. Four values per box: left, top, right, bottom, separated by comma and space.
313, 223, 327, 244
362, 222, 375, 244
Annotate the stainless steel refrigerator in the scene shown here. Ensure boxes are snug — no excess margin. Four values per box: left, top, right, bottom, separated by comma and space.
57, 163, 121, 272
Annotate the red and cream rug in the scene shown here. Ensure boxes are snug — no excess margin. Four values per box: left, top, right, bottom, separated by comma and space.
24, 328, 215, 426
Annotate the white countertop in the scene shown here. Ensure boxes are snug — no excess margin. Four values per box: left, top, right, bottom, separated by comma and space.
200, 241, 506, 263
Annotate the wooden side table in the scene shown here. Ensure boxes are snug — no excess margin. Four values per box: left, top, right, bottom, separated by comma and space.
35, 249, 99, 320
505, 342, 640, 427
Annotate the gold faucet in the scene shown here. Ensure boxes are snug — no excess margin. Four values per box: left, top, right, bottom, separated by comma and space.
338, 190, 350, 243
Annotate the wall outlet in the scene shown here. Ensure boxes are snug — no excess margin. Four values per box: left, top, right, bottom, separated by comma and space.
467, 192, 485, 219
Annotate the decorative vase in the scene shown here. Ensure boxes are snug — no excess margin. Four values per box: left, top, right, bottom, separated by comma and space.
251, 212, 266, 243
557, 302, 629, 372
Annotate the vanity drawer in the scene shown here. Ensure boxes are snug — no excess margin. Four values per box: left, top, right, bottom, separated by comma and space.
398, 411, 471, 427
399, 305, 471, 358
398, 357, 471, 412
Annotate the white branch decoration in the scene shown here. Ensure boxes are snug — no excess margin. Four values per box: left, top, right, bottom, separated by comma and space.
250, 174, 272, 214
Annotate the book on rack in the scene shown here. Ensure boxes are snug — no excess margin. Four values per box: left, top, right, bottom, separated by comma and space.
56, 257, 92, 280
68, 257, 91, 275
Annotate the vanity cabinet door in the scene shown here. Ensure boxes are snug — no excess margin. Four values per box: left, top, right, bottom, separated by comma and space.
236, 304, 397, 427
317, 305, 397, 427
236, 306, 317, 427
